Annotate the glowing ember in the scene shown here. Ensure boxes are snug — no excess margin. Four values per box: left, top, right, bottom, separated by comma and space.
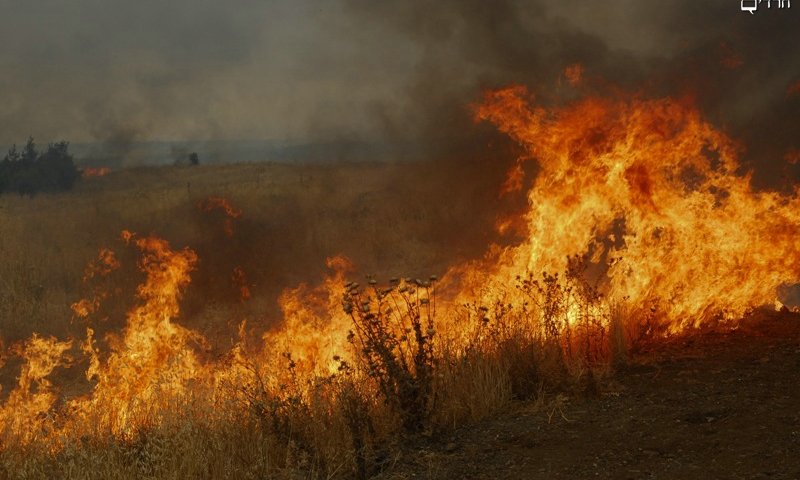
199, 196, 242, 237
785, 149, 800, 165
232, 266, 251, 301
787, 80, 800, 98
81, 167, 111, 178
563, 63, 584, 87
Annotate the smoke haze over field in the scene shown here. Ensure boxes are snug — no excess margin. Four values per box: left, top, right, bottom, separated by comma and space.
0, 0, 797, 180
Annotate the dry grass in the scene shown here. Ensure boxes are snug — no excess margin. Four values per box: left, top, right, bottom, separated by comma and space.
0, 162, 626, 479
0, 330, 610, 479
0, 295, 619, 479
0, 161, 488, 342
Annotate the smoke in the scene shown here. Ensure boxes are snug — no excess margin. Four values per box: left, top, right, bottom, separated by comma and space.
329, 0, 655, 257
0, 1, 796, 169
344, 0, 800, 185
0, 1, 408, 147
1, 0, 797, 264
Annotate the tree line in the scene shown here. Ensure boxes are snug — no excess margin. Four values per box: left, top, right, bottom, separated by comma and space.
0, 138, 79, 196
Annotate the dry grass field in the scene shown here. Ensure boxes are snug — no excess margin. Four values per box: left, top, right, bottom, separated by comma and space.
0, 161, 497, 344
0, 160, 548, 479
1, 90, 799, 479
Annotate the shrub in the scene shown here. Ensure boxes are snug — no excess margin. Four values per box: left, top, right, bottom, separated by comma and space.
342, 276, 437, 434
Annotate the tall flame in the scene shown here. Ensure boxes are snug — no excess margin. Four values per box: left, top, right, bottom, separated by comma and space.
451, 86, 800, 331
71, 231, 202, 434
0, 335, 72, 444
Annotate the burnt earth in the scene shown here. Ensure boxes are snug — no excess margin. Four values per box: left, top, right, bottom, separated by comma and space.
383, 311, 800, 479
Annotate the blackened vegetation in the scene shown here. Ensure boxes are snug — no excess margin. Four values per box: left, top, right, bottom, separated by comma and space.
0, 138, 79, 196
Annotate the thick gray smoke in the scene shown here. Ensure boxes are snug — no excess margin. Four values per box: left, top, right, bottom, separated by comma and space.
0, 1, 411, 150
1, 1, 796, 176
344, 0, 800, 186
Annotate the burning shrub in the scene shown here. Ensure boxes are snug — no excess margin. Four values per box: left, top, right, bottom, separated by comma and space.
343, 277, 437, 434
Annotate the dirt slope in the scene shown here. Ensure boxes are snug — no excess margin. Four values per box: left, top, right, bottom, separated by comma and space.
384, 312, 800, 479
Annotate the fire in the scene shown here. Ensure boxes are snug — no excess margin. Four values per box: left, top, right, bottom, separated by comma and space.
199, 196, 242, 219
785, 149, 800, 165
1, 83, 799, 456
787, 79, 800, 98
72, 248, 120, 319
232, 266, 252, 301
453, 86, 800, 332
0, 335, 72, 444
199, 196, 242, 237
719, 42, 744, 70
73, 231, 203, 433
81, 167, 111, 178
266, 256, 353, 374
563, 63, 584, 87
84, 248, 120, 280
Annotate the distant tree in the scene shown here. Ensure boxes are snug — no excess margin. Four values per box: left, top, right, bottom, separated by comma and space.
0, 138, 80, 196
189, 152, 200, 166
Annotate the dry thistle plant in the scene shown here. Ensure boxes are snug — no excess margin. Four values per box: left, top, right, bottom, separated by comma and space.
342, 276, 437, 434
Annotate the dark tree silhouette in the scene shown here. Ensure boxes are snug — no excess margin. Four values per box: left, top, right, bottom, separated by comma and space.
189, 152, 200, 166
0, 138, 80, 196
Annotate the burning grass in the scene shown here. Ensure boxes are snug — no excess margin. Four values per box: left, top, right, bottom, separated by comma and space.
1, 86, 799, 478
0, 256, 605, 479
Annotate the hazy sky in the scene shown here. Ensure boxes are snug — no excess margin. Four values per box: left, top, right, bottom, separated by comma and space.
0, 0, 797, 157
0, 1, 416, 144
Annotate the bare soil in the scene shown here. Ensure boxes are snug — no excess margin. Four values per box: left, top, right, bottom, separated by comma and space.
384, 311, 800, 479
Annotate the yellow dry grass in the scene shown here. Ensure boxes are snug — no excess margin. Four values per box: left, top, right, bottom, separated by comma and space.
0, 162, 603, 479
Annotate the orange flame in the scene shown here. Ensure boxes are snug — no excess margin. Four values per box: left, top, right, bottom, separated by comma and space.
563, 63, 584, 87
71, 232, 202, 434
719, 42, 744, 70
72, 249, 121, 319
232, 266, 251, 301
81, 167, 111, 178
265, 256, 353, 374
453, 86, 800, 331
199, 196, 242, 218
0, 335, 73, 444
785, 149, 800, 165
198, 196, 242, 237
